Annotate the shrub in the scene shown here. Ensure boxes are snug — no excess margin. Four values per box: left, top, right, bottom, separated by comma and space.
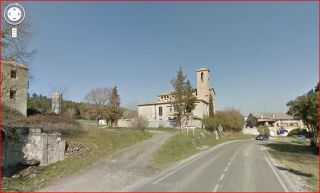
204, 108, 244, 132
288, 128, 310, 137
203, 116, 219, 132
2, 105, 81, 134
131, 116, 149, 131
2, 105, 28, 127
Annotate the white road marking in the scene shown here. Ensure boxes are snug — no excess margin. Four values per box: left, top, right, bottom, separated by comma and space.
228, 162, 231, 166
152, 139, 247, 184
264, 153, 289, 192
224, 167, 229, 172
212, 184, 219, 192
219, 174, 225, 181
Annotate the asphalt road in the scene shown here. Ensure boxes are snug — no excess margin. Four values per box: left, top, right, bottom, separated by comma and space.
131, 139, 297, 192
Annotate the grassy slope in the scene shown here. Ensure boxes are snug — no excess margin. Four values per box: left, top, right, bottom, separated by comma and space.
267, 141, 319, 192
2, 124, 152, 192
153, 130, 253, 163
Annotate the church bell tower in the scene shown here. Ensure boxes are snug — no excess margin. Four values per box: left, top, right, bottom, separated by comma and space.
196, 68, 210, 102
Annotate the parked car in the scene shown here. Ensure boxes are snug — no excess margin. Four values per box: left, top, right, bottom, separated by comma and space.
296, 135, 306, 140
256, 134, 269, 140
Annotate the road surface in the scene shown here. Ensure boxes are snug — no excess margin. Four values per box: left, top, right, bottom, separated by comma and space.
130, 139, 297, 192
38, 131, 173, 192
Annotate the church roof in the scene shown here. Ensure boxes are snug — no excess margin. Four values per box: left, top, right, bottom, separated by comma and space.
196, 67, 209, 72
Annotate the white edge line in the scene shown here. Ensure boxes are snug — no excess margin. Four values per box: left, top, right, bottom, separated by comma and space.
264, 153, 289, 192
152, 139, 249, 184
212, 184, 219, 192
219, 173, 225, 181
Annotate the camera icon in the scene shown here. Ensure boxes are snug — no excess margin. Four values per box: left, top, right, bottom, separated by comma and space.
4, 3, 26, 25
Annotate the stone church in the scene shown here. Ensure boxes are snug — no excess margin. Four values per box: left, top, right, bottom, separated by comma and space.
138, 68, 216, 128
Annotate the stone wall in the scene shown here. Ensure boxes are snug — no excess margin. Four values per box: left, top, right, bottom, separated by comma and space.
2, 128, 65, 168
242, 127, 260, 135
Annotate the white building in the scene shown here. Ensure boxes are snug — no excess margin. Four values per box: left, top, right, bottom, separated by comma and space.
138, 68, 216, 128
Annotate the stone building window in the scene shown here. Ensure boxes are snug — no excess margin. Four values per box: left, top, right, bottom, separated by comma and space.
159, 107, 163, 116
10, 90, 17, 99
10, 70, 17, 78
201, 72, 204, 82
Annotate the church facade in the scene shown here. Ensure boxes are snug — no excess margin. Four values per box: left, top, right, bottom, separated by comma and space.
138, 68, 216, 128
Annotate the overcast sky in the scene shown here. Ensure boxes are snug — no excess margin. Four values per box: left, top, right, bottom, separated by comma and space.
21, 2, 318, 116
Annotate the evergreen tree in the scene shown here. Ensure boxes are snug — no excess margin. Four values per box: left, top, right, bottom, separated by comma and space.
171, 67, 196, 132
209, 94, 214, 117
107, 86, 122, 126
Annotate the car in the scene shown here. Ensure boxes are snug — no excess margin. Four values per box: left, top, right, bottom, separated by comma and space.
256, 134, 269, 140
296, 135, 306, 140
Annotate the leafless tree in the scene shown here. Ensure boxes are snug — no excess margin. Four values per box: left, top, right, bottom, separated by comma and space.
1, 3, 35, 136
1, 3, 35, 98
2, 3, 35, 65
85, 87, 111, 118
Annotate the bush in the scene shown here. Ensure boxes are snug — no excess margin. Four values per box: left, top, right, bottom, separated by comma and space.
288, 128, 310, 137
2, 105, 28, 127
2, 105, 81, 134
203, 116, 219, 132
131, 116, 149, 131
204, 108, 244, 132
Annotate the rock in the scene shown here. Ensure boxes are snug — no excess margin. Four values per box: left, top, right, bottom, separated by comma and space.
65, 142, 89, 158
29, 173, 37, 178
19, 169, 31, 177
12, 174, 20, 178
23, 159, 40, 166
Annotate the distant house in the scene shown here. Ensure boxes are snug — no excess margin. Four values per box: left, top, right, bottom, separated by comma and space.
246, 112, 304, 135
2, 61, 28, 116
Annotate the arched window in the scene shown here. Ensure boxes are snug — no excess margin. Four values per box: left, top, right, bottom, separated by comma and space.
201, 72, 204, 82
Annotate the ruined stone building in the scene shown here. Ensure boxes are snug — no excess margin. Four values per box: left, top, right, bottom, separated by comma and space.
2, 61, 28, 116
138, 68, 216, 128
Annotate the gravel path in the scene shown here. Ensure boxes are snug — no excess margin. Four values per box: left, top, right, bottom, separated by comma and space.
38, 131, 173, 192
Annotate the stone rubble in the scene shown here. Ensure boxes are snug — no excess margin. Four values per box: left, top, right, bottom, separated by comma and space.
65, 141, 90, 158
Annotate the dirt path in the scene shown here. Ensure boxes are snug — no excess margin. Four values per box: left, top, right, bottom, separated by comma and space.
38, 131, 173, 192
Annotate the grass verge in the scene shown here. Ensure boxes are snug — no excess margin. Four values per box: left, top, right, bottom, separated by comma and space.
267, 141, 318, 192
152, 130, 253, 163
2, 127, 152, 192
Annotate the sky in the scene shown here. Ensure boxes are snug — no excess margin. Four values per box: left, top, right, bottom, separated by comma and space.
18, 2, 318, 116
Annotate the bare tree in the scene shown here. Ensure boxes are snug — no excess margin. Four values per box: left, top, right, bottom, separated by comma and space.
85, 87, 110, 118
2, 3, 35, 65
1, 3, 35, 105
1, 3, 35, 135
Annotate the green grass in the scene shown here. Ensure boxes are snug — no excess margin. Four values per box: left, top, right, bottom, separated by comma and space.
77, 119, 98, 127
152, 130, 253, 163
2, 128, 152, 192
149, 127, 180, 133
267, 141, 318, 192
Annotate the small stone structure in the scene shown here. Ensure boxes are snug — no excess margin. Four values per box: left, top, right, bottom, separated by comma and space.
52, 92, 62, 114
2, 127, 65, 168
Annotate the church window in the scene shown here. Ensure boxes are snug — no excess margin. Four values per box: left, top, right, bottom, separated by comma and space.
201, 72, 204, 82
159, 107, 163, 116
